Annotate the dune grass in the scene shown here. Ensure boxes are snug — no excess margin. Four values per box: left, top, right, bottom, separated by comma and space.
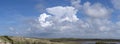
0, 36, 120, 44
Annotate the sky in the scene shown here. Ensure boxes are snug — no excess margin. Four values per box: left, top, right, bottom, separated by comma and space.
0, 0, 120, 39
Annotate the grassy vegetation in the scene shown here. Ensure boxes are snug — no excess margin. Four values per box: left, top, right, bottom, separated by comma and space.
0, 36, 65, 44
96, 41, 106, 44
0, 36, 120, 44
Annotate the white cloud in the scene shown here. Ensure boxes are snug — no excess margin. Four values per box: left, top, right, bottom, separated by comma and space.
71, 0, 112, 18
85, 18, 113, 31
29, 6, 85, 37
26, 0, 120, 38
83, 2, 111, 18
111, 0, 120, 10
46, 6, 79, 22
71, 0, 81, 9
38, 13, 53, 27
116, 21, 120, 26
99, 26, 110, 31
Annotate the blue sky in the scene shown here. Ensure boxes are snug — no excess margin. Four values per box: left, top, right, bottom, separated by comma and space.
0, 0, 120, 39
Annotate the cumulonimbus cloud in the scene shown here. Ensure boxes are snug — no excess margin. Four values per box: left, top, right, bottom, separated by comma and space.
25, 0, 120, 38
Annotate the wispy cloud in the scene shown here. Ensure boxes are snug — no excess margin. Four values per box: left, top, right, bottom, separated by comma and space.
111, 0, 120, 10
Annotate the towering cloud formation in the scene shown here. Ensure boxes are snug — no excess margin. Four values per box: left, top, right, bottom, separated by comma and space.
38, 6, 79, 28
26, 0, 120, 38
